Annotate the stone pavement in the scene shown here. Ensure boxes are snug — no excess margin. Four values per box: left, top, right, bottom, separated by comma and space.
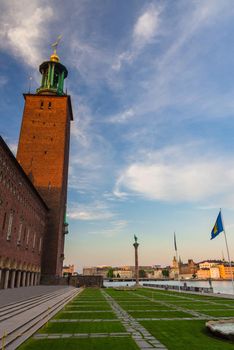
101, 290, 167, 350
0, 285, 69, 307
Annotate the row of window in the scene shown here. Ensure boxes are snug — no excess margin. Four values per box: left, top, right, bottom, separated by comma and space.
31, 119, 57, 127
40, 101, 52, 109
2, 211, 43, 253
0, 155, 46, 223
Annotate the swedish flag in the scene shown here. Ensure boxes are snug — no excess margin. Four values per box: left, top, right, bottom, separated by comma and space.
211, 211, 224, 240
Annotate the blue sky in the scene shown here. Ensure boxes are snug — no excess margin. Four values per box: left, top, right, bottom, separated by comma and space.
1, 0, 234, 271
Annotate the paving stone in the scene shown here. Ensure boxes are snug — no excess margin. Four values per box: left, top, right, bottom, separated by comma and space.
101, 290, 167, 350
135, 339, 154, 348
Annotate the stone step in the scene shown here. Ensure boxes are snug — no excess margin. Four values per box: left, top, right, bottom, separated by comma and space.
0, 288, 73, 321
1, 288, 82, 350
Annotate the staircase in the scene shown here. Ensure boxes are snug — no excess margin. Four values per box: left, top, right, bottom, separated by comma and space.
0, 286, 81, 349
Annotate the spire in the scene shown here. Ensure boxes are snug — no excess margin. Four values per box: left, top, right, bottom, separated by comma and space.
50, 35, 62, 63
36, 36, 68, 96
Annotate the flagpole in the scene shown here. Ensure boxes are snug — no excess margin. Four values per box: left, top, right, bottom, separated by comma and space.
174, 232, 181, 292
220, 209, 234, 295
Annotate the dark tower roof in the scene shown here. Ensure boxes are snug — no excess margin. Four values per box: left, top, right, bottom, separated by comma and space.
36, 48, 68, 96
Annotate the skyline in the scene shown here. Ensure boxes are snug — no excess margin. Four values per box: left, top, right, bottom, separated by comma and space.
1, 0, 234, 270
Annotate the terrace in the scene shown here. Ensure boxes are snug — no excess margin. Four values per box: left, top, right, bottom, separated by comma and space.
18, 287, 234, 349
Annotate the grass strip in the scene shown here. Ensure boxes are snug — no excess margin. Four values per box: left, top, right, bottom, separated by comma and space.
129, 310, 195, 318
39, 321, 125, 334
140, 320, 234, 349
124, 305, 172, 311
200, 310, 234, 317
175, 303, 232, 310
54, 312, 117, 319
65, 306, 112, 311
19, 337, 139, 350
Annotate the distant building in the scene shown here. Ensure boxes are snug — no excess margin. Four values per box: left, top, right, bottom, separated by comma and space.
210, 267, 220, 279
197, 268, 210, 279
63, 264, 75, 276
179, 259, 198, 276
115, 270, 133, 278
170, 256, 179, 278
170, 257, 198, 279
218, 263, 234, 279
198, 260, 223, 269
153, 268, 163, 279
83, 266, 109, 277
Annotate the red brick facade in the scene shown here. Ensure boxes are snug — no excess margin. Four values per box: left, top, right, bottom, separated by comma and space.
0, 136, 48, 288
17, 94, 73, 277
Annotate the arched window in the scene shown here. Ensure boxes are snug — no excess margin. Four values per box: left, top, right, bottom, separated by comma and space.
6, 210, 13, 240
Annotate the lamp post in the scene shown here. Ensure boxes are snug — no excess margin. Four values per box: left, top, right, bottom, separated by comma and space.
133, 235, 139, 286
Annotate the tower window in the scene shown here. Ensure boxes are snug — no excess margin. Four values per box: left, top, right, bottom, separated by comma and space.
2, 212, 6, 230
44, 151, 47, 155
40, 101, 44, 109
48, 102, 52, 109
6, 210, 13, 240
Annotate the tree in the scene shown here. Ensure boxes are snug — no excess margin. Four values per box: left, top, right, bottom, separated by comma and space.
107, 268, 115, 278
162, 269, 169, 278
139, 269, 147, 278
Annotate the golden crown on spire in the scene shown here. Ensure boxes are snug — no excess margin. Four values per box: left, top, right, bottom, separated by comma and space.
50, 35, 62, 62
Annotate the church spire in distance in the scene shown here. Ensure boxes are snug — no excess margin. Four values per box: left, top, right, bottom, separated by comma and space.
36, 35, 68, 96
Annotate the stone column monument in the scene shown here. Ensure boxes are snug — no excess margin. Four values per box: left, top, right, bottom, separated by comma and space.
133, 235, 139, 286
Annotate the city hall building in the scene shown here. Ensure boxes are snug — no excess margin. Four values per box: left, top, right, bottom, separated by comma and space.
0, 48, 73, 289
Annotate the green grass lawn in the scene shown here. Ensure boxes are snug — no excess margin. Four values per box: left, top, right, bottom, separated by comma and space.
125, 305, 172, 310
129, 310, 194, 318
65, 305, 112, 311
174, 303, 231, 310
54, 311, 117, 319
200, 309, 234, 317
19, 287, 234, 349
140, 320, 234, 349
19, 337, 139, 350
39, 321, 125, 334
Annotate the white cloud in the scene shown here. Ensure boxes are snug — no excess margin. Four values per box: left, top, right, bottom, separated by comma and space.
67, 201, 115, 221
8, 142, 17, 155
133, 4, 160, 46
68, 100, 115, 193
114, 146, 234, 204
0, 76, 8, 87
87, 220, 128, 237
0, 1, 53, 66
112, 3, 162, 71
108, 108, 135, 124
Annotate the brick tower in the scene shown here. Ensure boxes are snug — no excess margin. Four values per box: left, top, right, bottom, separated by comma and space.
17, 46, 73, 279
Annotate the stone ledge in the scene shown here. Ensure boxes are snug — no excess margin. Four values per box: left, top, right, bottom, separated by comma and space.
206, 319, 234, 340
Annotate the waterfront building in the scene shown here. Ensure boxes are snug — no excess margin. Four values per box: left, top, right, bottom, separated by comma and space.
115, 270, 133, 278
218, 263, 234, 279
83, 266, 110, 277
196, 268, 210, 279
198, 260, 222, 269
63, 264, 75, 276
153, 268, 163, 279
210, 267, 220, 279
